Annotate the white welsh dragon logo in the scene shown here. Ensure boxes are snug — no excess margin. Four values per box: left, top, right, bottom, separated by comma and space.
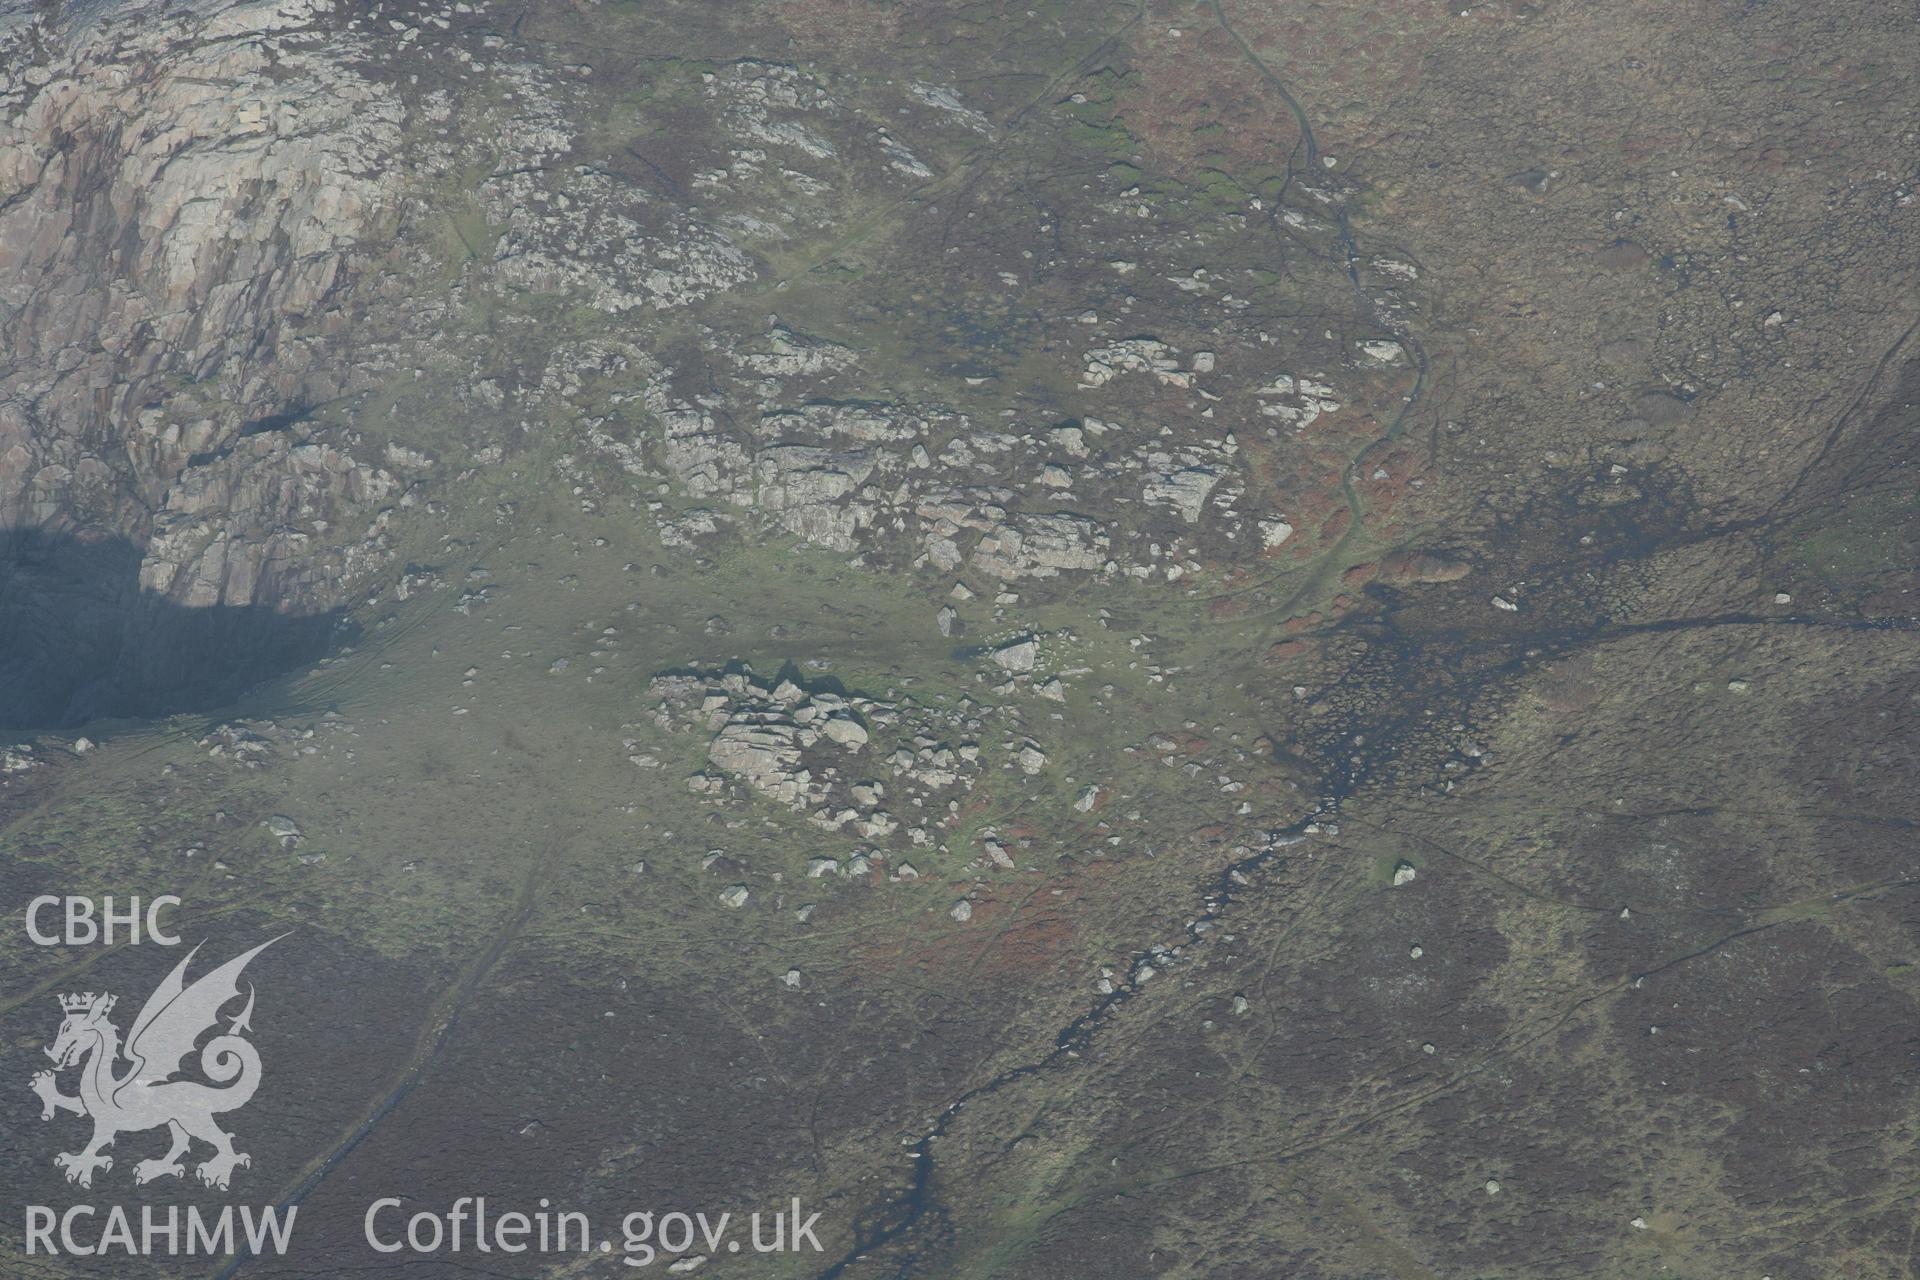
29, 937, 282, 1191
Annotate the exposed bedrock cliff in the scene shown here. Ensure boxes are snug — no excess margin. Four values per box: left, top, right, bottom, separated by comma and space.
0, 0, 403, 720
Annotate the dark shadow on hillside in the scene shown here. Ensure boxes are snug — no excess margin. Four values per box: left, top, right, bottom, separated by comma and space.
0, 528, 348, 729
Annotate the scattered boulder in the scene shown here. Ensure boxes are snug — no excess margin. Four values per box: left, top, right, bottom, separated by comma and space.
1259, 519, 1295, 548
820, 715, 869, 748
991, 637, 1038, 673
1355, 339, 1406, 367
264, 815, 304, 849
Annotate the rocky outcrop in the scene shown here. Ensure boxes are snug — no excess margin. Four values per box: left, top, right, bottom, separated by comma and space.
648, 664, 1003, 846
0, 0, 1399, 724
0, 0, 402, 525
